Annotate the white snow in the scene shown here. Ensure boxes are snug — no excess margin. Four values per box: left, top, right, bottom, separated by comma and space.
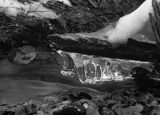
0, 0, 72, 18
106, 0, 159, 44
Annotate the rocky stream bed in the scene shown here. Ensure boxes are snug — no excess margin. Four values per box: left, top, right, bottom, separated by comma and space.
1, 87, 160, 115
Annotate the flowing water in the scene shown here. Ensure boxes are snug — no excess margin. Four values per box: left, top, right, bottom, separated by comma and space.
0, 50, 152, 105
0, 21, 155, 105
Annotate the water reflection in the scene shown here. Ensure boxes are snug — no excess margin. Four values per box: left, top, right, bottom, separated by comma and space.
57, 50, 152, 84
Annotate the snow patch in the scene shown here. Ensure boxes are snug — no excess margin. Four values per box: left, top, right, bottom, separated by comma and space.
57, 0, 72, 6
0, 0, 59, 19
106, 0, 157, 45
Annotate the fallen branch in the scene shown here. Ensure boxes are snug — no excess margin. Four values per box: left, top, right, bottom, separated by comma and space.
48, 33, 158, 62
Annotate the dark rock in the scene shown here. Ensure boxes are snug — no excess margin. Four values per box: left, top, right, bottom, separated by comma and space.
78, 92, 92, 100
3, 111, 15, 115
131, 67, 153, 90
85, 106, 100, 115
53, 104, 85, 115
92, 95, 105, 107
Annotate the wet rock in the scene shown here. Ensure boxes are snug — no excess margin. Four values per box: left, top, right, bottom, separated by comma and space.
92, 95, 105, 107
78, 92, 92, 100
150, 100, 159, 107
151, 109, 160, 115
138, 93, 155, 105
50, 100, 71, 113
11, 46, 37, 65
103, 92, 111, 100
77, 99, 98, 109
53, 104, 85, 115
113, 104, 143, 115
37, 110, 45, 115
2, 111, 15, 115
1, 88, 160, 115
14, 103, 37, 115
68, 92, 79, 102
106, 99, 120, 110
85, 106, 100, 115
129, 104, 144, 113
44, 96, 60, 104
101, 107, 114, 115
114, 107, 142, 115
